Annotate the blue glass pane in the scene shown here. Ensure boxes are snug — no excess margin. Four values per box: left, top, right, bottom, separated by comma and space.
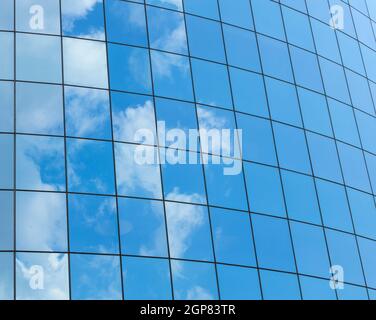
70, 254, 122, 300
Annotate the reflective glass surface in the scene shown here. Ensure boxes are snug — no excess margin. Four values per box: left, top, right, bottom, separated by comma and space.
1, 0, 376, 300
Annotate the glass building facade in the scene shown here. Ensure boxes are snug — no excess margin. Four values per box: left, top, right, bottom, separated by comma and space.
0, 0, 376, 300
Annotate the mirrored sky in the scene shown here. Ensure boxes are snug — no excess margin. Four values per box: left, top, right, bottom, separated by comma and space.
1, 0, 376, 301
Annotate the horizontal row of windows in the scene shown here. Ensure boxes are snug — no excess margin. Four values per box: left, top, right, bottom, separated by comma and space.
1, 0, 375, 301
1, 183, 376, 272
1, 103, 375, 194
1, 0, 375, 52
1, 251, 376, 300
1, 30, 375, 112
1, 1, 376, 113
1, 79, 375, 154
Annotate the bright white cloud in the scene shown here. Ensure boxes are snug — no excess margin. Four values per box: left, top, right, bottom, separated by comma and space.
16, 136, 68, 299
16, 253, 69, 300
17, 192, 67, 252
152, 21, 187, 55
115, 143, 162, 199
113, 99, 156, 144
65, 86, 110, 138
186, 286, 214, 300
61, 0, 101, 31
63, 37, 108, 89
165, 191, 205, 260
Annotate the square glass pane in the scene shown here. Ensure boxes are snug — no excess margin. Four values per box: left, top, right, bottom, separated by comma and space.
184, 0, 219, 19
16, 82, 64, 135
274, 123, 311, 175
151, 51, 193, 101
260, 270, 301, 300
147, 0, 183, 11
112, 92, 156, 145
0, 191, 13, 251
348, 189, 376, 240
0, 134, 13, 189
329, 99, 360, 147
300, 276, 337, 300
106, 0, 147, 46
147, 6, 187, 54
69, 194, 119, 254
119, 197, 168, 257
70, 254, 122, 300
0, 32, 14, 80
291, 222, 330, 278
161, 150, 207, 205
244, 162, 286, 218
258, 35, 293, 82
281, 170, 321, 224
223, 25, 260, 72
252, 0, 285, 40
16, 135, 65, 191
0, 0, 14, 30
230, 68, 269, 117
307, 132, 343, 183
16, 252, 69, 300
326, 230, 365, 286
155, 98, 199, 152
63, 38, 108, 89
166, 202, 213, 261
219, 0, 254, 29
108, 44, 152, 94
186, 15, 225, 63
191, 59, 232, 109
65, 86, 112, 140
16, 191, 67, 252
16, 33, 62, 83
338, 142, 371, 192
217, 265, 261, 300
67, 138, 115, 194
122, 257, 172, 300
283, 7, 314, 51
16, 0, 60, 34
265, 77, 302, 127
0, 253, 13, 300
62, 0, 105, 40
171, 260, 218, 300
0, 81, 14, 133
114, 143, 162, 199
204, 157, 248, 211
290, 46, 324, 93
316, 179, 353, 233
298, 87, 333, 137
253, 214, 296, 272
358, 237, 376, 288
211, 208, 256, 266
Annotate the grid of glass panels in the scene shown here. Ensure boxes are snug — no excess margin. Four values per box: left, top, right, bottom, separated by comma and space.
0, 0, 376, 300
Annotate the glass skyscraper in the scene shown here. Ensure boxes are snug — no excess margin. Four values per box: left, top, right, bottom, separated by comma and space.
0, 0, 376, 300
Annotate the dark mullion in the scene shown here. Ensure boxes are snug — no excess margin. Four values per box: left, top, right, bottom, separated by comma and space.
248, 0, 304, 300
279, 1, 339, 300
215, 0, 267, 300
181, 0, 222, 301
13, 0, 16, 302
304, 0, 370, 299
102, 0, 125, 301
58, 0, 72, 301
143, 0, 175, 300
343, 2, 376, 205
